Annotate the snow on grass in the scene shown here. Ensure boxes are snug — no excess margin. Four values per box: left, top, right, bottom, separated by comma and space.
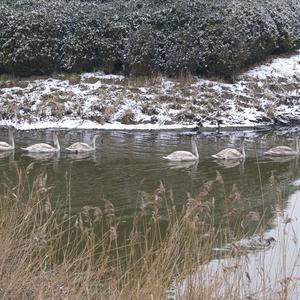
245, 50, 300, 80
1, 52, 300, 130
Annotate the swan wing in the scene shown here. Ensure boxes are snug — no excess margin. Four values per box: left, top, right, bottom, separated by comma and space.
163, 151, 197, 161
0, 141, 13, 151
22, 143, 56, 153
270, 146, 293, 151
212, 148, 242, 160
0, 142, 10, 147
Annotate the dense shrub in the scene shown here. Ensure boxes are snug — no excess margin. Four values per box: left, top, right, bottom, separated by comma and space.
0, 0, 300, 79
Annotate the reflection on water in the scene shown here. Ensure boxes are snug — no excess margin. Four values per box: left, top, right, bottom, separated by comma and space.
2, 127, 300, 297
24, 152, 60, 161
0, 150, 14, 160
267, 155, 298, 164
0, 128, 300, 221
66, 152, 96, 161
213, 158, 244, 169
166, 160, 199, 170
173, 182, 300, 299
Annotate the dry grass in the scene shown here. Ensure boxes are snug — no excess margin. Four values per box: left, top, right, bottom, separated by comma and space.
125, 74, 163, 88
0, 165, 297, 299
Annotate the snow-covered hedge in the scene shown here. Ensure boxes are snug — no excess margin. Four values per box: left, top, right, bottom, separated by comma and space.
0, 0, 300, 79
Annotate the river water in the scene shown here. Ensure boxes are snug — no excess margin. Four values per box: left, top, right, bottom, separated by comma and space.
2, 127, 300, 296
0, 128, 299, 218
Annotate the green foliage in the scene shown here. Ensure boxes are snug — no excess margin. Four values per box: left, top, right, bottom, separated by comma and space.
0, 0, 300, 79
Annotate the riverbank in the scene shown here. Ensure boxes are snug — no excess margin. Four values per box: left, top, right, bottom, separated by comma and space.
1, 51, 300, 131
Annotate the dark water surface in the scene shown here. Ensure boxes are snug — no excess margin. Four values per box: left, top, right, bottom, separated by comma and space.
0, 128, 299, 222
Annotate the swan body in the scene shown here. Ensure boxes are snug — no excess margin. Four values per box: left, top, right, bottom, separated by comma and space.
66, 135, 100, 153
264, 139, 299, 156
21, 133, 60, 153
0, 129, 15, 151
163, 137, 199, 161
212, 138, 245, 160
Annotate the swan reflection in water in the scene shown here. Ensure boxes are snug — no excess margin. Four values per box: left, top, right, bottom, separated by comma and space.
214, 159, 243, 169
23, 152, 60, 172
23, 152, 60, 161
267, 156, 298, 164
0, 150, 14, 160
66, 151, 96, 162
166, 160, 198, 170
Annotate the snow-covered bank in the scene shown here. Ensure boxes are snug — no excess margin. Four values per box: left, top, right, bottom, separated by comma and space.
0, 118, 197, 131
1, 52, 300, 131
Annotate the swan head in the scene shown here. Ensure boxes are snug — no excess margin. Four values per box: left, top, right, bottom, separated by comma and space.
239, 133, 245, 140
91, 135, 101, 149
92, 135, 101, 144
191, 135, 198, 145
93, 135, 100, 140
239, 134, 246, 146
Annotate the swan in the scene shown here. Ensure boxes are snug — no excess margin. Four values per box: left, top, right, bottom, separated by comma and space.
163, 137, 199, 161
0, 129, 15, 151
21, 133, 60, 153
264, 138, 299, 156
65, 135, 100, 153
212, 137, 245, 160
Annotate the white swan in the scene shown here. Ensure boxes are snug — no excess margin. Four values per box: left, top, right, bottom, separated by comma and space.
65, 135, 100, 153
21, 133, 60, 153
0, 129, 15, 151
163, 137, 199, 161
212, 137, 245, 160
264, 138, 299, 156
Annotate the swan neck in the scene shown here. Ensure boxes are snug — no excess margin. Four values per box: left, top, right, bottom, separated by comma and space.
241, 139, 245, 157
54, 134, 60, 151
192, 139, 199, 158
296, 138, 299, 153
9, 130, 15, 148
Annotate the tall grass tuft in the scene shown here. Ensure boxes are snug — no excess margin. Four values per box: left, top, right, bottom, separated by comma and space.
0, 164, 296, 299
